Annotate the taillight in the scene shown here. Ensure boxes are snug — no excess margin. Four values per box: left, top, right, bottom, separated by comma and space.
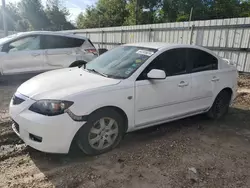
85, 49, 98, 55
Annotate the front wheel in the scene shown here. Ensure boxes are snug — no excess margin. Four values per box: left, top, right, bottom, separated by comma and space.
207, 90, 231, 120
76, 109, 125, 155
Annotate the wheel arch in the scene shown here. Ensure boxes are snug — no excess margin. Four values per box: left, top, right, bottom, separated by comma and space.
69, 105, 129, 153
219, 87, 233, 101
220, 87, 233, 95
88, 106, 129, 133
211, 87, 233, 108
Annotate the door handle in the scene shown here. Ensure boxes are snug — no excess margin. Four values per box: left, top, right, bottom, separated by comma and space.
31, 53, 40, 57
211, 76, 220, 82
178, 81, 189, 87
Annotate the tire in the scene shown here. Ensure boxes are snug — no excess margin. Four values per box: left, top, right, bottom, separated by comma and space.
76, 108, 125, 155
207, 90, 231, 120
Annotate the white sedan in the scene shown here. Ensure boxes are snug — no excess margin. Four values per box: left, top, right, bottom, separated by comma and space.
9, 43, 238, 155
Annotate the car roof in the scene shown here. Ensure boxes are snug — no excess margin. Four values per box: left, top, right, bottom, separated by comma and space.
124, 42, 219, 59
12, 31, 89, 40
124, 42, 174, 49
124, 42, 209, 51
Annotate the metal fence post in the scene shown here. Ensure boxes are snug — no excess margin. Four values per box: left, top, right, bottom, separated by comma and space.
121, 29, 123, 44
148, 28, 152, 42
230, 19, 239, 61
236, 31, 244, 69
2, 0, 8, 36
189, 25, 195, 45
224, 28, 229, 59
242, 35, 250, 72
101, 30, 104, 48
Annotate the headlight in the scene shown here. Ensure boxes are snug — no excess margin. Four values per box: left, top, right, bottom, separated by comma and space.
29, 100, 74, 116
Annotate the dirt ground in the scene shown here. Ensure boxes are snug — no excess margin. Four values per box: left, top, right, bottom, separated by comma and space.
1, 75, 250, 188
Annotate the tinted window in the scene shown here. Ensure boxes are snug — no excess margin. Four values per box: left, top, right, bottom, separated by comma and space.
42, 35, 85, 49
187, 48, 218, 72
138, 48, 187, 80
4, 36, 41, 52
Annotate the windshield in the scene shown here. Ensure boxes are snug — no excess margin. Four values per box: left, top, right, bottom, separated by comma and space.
85, 46, 157, 79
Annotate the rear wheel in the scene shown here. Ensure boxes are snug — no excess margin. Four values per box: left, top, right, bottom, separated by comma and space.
76, 108, 125, 155
207, 90, 231, 120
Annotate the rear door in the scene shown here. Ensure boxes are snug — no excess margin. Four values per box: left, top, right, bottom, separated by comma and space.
42, 35, 87, 70
187, 48, 219, 112
1, 35, 45, 75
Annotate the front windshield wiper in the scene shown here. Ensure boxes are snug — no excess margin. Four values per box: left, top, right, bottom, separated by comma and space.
106, 75, 125, 79
86, 69, 108, 77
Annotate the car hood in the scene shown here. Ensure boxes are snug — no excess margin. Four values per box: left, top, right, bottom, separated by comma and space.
17, 68, 121, 100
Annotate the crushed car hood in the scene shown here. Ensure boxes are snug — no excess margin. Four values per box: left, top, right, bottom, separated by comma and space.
17, 68, 121, 100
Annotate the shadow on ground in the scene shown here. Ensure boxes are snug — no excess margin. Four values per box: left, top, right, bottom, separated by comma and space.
26, 107, 250, 187
0, 73, 39, 87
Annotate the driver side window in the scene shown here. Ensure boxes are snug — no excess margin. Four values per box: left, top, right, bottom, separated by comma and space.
3, 36, 41, 53
137, 48, 187, 80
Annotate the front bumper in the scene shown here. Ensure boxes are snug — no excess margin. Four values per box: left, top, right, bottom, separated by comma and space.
9, 94, 84, 154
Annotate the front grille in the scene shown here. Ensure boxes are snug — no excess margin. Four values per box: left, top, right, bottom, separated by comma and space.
12, 95, 25, 105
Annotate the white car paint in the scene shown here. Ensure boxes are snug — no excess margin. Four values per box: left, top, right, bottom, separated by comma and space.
9, 43, 238, 154
0, 31, 97, 75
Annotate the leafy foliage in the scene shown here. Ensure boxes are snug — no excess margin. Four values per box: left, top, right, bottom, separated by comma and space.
77, 0, 128, 28
45, 0, 75, 30
0, 0, 250, 31
77, 0, 250, 28
0, 0, 75, 31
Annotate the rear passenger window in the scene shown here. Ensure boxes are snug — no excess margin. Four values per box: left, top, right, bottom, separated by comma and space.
187, 48, 218, 72
42, 35, 85, 49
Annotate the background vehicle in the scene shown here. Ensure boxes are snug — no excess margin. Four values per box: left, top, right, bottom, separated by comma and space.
0, 31, 100, 76
9, 43, 238, 155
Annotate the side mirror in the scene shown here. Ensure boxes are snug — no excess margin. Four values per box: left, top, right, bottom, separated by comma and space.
98, 48, 108, 55
147, 69, 166, 80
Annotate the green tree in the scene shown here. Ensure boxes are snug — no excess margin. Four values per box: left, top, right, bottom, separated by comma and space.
18, 0, 50, 30
124, 0, 161, 25
76, 0, 250, 27
162, 0, 180, 22
45, 0, 75, 30
5, 3, 21, 30
76, 6, 100, 28
77, 0, 128, 28
15, 19, 30, 31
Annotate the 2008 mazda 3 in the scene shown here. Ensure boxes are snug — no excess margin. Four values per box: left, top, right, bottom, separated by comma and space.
9, 43, 238, 155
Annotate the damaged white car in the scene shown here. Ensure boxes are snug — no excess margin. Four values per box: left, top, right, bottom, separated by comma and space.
0, 31, 100, 76
10, 43, 238, 155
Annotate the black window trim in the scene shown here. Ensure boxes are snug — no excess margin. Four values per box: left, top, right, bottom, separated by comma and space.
186, 47, 219, 73
41, 34, 85, 50
2, 34, 42, 53
136, 47, 190, 81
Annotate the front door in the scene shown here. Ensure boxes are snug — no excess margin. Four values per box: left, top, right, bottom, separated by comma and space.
1, 35, 45, 75
135, 48, 192, 127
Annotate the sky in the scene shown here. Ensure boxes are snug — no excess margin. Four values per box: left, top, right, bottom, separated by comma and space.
0, 0, 97, 22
